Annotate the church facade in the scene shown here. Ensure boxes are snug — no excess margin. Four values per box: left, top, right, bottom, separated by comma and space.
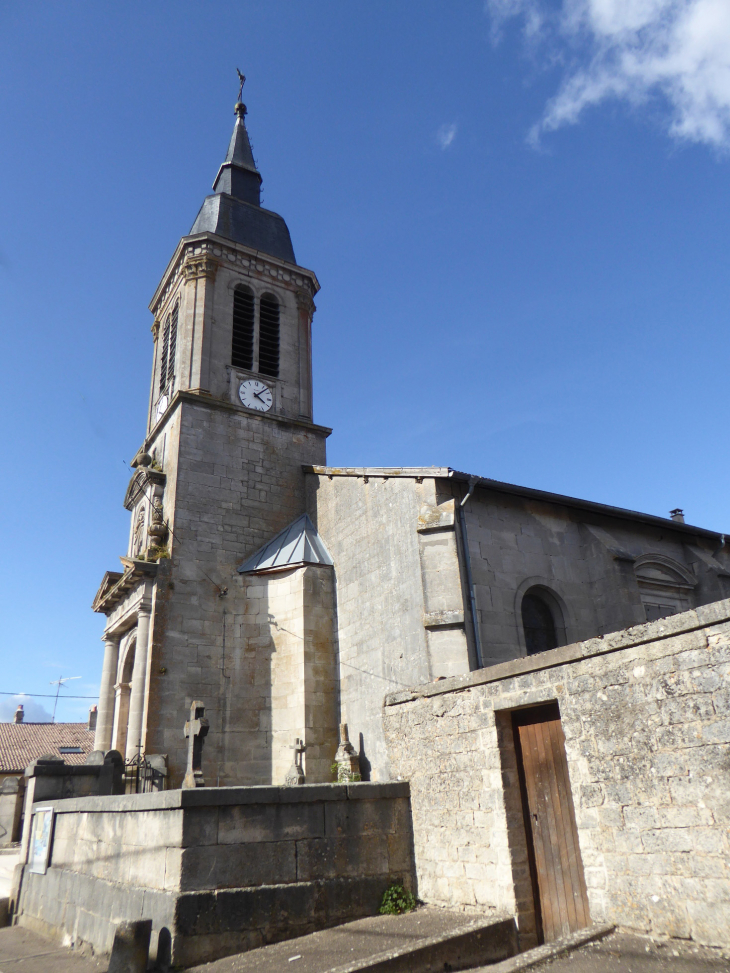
92, 97, 730, 789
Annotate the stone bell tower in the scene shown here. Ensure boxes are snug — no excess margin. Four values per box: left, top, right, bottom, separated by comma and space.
92, 88, 336, 787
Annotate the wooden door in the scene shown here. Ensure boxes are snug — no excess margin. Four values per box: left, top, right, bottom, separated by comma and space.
513, 703, 590, 943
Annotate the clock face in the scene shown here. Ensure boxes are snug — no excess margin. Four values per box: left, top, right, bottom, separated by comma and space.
155, 394, 169, 422
239, 379, 273, 413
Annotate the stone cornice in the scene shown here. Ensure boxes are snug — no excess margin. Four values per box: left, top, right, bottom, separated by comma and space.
92, 560, 158, 615
149, 233, 320, 316
143, 388, 331, 450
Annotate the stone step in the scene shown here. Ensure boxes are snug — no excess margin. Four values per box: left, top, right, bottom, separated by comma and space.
188, 908, 518, 973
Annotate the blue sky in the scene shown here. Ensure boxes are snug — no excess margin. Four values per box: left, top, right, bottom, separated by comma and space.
1, 1, 729, 722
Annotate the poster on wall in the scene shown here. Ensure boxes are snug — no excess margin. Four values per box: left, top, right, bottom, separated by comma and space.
28, 807, 55, 874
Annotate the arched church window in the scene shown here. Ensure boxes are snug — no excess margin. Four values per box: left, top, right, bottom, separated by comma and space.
258, 294, 280, 378
521, 588, 560, 656
232, 287, 255, 370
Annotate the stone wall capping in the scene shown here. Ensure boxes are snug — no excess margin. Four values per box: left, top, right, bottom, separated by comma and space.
306, 466, 728, 541
304, 465, 452, 479
32, 781, 410, 815
385, 599, 730, 707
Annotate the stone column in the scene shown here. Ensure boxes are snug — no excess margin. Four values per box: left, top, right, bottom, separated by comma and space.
94, 634, 120, 752
182, 255, 218, 393
125, 607, 152, 760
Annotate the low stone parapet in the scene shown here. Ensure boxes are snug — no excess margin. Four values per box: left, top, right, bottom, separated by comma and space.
14, 782, 414, 967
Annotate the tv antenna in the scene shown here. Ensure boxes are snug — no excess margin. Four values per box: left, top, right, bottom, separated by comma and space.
49, 676, 81, 723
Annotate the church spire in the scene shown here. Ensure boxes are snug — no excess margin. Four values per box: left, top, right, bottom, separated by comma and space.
212, 99, 262, 206
189, 73, 296, 264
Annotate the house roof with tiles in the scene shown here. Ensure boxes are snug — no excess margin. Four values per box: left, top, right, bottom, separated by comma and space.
0, 720, 95, 774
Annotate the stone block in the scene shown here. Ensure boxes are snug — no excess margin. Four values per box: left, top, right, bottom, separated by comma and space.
296, 835, 389, 881
107, 919, 152, 973
687, 899, 730, 948
324, 799, 397, 837
218, 801, 324, 844
181, 807, 219, 847
179, 840, 297, 890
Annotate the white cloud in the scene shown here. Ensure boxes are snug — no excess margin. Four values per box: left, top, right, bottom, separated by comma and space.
485, 0, 730, 150
0, 694, 52, 723
437, 122, 458, 148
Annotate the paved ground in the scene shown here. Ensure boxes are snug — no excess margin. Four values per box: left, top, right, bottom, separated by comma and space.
0, 850, 20, 900
0, 926, 104, 973
189, 907, 503, 972
0, 918, 727, 973
524, 932, 729, 973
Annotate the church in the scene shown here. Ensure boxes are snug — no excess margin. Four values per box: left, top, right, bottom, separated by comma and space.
91, 91, 730, 791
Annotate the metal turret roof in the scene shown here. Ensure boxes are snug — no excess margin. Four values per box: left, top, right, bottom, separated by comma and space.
237, 514, 333, 574
190, 101, 296, 264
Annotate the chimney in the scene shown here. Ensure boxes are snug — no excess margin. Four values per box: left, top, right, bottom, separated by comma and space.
670, 509, 685, 524
88, 705, 98, 732
14, 704, 24, 724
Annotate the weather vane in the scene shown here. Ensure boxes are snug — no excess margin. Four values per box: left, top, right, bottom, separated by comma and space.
236, 68, 246, 104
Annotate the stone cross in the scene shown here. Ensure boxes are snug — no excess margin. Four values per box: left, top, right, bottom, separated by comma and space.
183, 700, 209, 789
285, 737, 306, 786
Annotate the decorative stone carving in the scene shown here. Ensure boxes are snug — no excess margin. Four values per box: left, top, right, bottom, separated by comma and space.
285, 738, 306, 785
147, 498, 168, 543
133, 508, 145, 557
182, 256, 219, 281
295, 288, 316, 317
334, 723, 361, 782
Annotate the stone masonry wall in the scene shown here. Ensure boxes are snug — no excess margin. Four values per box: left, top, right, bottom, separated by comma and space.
461, 486, 730, 668
309, 473, 472, 782
144, 396, 328, 786
383, 600, 730, 949
17, 782, 414, 967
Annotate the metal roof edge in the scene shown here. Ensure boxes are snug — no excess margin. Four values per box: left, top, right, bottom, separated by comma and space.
446, 469, 727, 540
302, 466, 726, 539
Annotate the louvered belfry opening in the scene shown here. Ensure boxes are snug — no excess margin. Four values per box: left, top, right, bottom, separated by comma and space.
232, 287, 255, 370
258, 294, 280, 378
167, 302, 178, 386
158, 301, 179, 393
159, 317, 169, 392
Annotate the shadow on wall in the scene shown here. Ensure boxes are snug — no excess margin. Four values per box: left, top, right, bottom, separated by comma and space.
358, 733, 372, 782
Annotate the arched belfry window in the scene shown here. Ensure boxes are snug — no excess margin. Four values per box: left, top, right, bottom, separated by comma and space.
521, 586, 564, 656
159, 301, 179, 393
258, 294, 280, 378
232, 287, 255, 371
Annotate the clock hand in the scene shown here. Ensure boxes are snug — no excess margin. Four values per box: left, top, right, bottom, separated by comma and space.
253, 389, 268, 402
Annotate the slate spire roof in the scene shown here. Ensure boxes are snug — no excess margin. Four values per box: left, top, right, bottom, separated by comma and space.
190, 97, 296, 264
212, 102, 262, 204
237, 514, 333, 575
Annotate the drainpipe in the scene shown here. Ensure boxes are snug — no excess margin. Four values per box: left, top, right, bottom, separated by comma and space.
458, 477, 484, 669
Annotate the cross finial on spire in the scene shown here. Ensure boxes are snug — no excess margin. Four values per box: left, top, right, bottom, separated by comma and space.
235, 68, 247, 115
